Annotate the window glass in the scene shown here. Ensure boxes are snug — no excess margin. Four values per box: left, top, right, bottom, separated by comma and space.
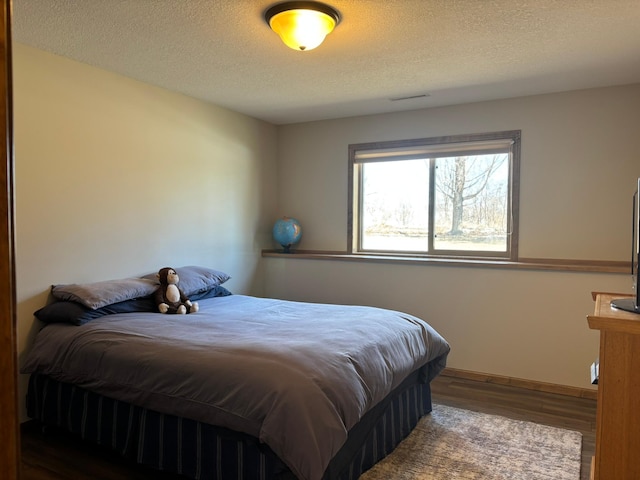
361, 159, 430, 251
433, 153, 509, 252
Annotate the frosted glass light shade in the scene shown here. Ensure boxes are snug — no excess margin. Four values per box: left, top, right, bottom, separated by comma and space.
265, 2, 340, 51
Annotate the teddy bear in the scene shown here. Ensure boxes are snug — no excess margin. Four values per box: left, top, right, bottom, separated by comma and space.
154, 267, 199, 314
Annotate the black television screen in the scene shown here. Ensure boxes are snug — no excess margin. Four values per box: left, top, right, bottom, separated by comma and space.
611, 177, 640, 314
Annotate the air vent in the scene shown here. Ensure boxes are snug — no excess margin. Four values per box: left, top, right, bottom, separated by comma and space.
389, 93, 431, 102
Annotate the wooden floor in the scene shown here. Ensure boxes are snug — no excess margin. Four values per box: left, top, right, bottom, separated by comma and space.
20, 375, 597, 480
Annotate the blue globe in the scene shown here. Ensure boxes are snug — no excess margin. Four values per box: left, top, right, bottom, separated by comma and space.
273, 217, 302, 253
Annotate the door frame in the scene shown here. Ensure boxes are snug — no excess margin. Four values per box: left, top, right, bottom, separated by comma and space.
0, 0, 20, 477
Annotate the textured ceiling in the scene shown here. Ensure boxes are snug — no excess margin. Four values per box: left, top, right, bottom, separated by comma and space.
12, 0, 640, 125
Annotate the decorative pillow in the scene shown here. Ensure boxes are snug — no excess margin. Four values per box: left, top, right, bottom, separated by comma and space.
34, 296, 157, 326
142, 266, 231, 296
188, 285, 233, 301
34, 301, 97, 326
51, 277, 158, 310
35, 286, 232, 325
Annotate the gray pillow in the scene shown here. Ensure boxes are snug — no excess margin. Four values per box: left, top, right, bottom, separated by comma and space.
51, 277, 159, 310
142, 266, 231, 296
34, 296, 157, 325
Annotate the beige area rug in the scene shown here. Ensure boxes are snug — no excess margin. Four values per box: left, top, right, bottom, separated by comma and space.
360, 404, 582, 480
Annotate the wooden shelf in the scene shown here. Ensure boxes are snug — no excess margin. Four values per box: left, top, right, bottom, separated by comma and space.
263, 250, 631, 274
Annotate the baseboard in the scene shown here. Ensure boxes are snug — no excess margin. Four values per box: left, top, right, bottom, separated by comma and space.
441, 367, 598, 401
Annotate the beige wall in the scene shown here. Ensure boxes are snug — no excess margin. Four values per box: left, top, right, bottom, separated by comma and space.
13, 44, 278, 420
266, 85, 640, 390
13, 41, 640, 415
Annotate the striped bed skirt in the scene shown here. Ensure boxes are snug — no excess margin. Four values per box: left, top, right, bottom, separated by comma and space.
26, 371, 432, 480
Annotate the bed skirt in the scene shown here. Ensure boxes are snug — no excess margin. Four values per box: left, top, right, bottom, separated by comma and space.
26, 371, 432, 480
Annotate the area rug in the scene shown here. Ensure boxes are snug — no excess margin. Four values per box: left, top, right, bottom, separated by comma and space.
360, 404, 582, 480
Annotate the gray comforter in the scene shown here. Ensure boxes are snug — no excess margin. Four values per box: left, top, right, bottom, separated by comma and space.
22, 295, 450, 480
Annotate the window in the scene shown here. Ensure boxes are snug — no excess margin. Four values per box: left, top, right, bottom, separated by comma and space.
348, 130, 520, 260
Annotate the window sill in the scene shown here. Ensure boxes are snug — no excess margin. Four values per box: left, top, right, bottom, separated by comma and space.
261, 250, 630, 274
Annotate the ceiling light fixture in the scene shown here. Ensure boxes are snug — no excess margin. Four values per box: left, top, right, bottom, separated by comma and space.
264, 1, 341, 52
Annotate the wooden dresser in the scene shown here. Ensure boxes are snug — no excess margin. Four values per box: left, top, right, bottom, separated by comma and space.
587, 292, 640, 480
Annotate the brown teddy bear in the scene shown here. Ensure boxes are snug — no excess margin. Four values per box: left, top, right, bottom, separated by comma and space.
154, 267, 199, 314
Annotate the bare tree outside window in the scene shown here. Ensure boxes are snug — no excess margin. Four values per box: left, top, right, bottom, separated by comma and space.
434, 154, 508, 251
436, 155, 507, 235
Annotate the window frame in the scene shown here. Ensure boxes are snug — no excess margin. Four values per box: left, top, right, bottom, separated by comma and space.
347, 130, 521, 261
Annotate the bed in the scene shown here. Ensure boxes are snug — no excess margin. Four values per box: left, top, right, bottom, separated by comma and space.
21, 266, 450, 480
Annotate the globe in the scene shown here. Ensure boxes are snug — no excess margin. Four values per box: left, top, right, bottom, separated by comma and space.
273, 217, 302, 253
